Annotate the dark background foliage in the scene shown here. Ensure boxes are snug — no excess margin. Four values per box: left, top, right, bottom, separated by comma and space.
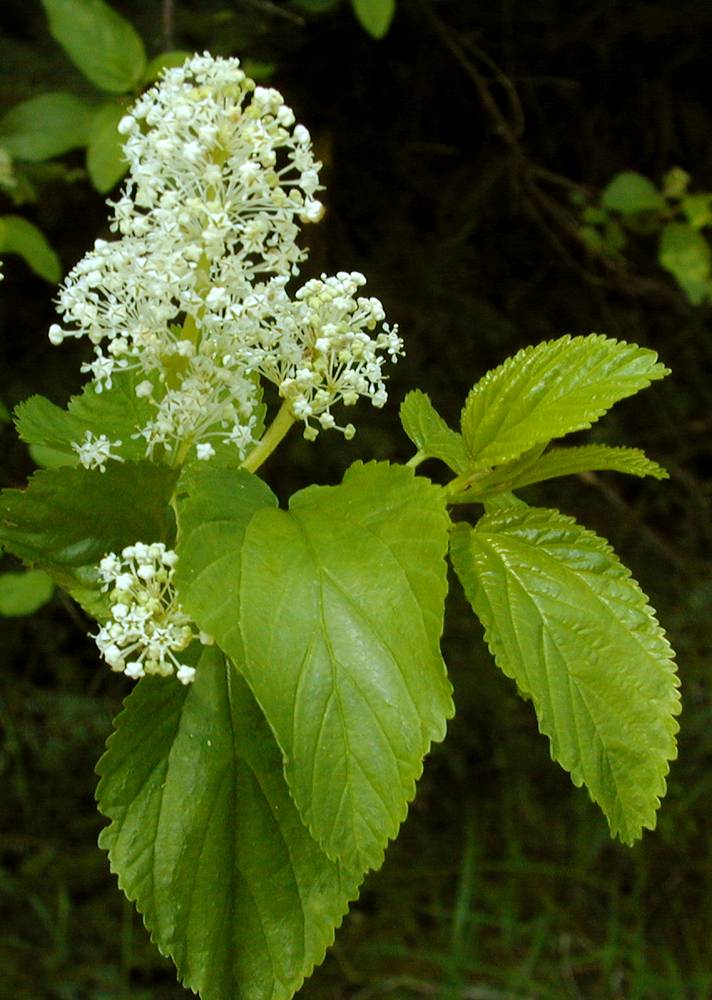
1, 1, 711, 997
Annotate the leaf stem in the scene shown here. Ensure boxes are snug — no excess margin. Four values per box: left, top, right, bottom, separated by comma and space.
241, 402, 296, 473
406, 450, 427, 469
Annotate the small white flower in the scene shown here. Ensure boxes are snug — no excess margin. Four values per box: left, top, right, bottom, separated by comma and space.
196, 442, 216, 460
71, 431, 124, 472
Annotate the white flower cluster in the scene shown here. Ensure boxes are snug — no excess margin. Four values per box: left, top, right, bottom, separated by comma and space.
48, 52, 403, 465
242, 271, 403, 439
93, 542, 209, 684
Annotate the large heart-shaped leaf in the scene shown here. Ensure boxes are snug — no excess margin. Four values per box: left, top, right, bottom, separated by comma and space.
97, 647, 363, 1000
177, 461, 453, 873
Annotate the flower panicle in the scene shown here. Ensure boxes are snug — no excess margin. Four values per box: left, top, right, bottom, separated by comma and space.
48, 51, 403, 470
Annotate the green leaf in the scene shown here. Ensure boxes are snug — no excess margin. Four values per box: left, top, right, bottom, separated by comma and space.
450, 506, 680, 844
174, 465, 277, 640
0, 462, 177, 598
141, 50, 192, 84
14, 370, 156, 466
28, 443, 76, 469
96, 647, 362, 1000
42, 0, 146, 94
352, 0, 396, 37
662, 167, 690, 200
86, 102, 128, 192
601, 171, 666, 215
658, 222, 712, 305
292, 0, 342, 11
0, 92, 93, 162
581, 205, 609, 226
460, 335, 668, 470
400, 390, 469, 472
0, 569, 54, 616
237, 462, 451, 872
681, 193, 712, 230
15, 396, 82, 468
0, 216, 61, 282
504, 444, 668, 491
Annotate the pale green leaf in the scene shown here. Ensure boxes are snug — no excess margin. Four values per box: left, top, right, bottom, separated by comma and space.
97, 647, 362, 1000
177, 462, 452, 873
601, 171, 666, 215
681, 193, 712, 230
239, 462, 452, 872
42, 0, 146, 93
352, 0, 396, 37
0, 92, 93, 162
0, 569, 54, 616
662, 167, 690, 199
174, 465, 277, 627
450, 506, 680, 843
28, 443, 76, 469
86, 102, 127, 192
478, 444, 668, 494
460, 335, 668, 469
0, 462, 177, 597
658, 222, 712, 305
399, 389, 469, 472
0, 215, 60, 282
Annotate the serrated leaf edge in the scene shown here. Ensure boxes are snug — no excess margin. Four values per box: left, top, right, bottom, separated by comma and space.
450, 509, 681, 843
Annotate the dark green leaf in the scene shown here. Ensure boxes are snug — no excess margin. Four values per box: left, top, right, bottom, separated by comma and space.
42, 0, 146, 94
0, 462, 177, 596
0, 92, 93, 162
352, 0, 396, 38
0, 215, 61, 282
14, 371, 156, 466
292, 0, 341, 11
86, 102, 128, 192
97, 647, 362, 1000
450, 506, 680, 843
